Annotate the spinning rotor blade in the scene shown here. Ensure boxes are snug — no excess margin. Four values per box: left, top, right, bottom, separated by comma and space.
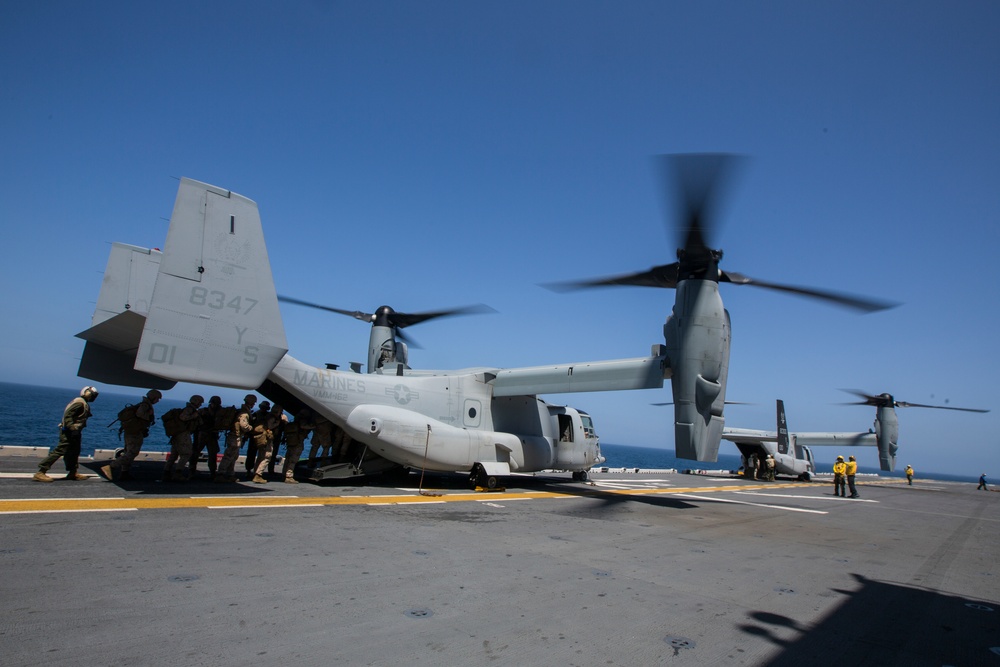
545, 264, 680, 291
547, 153, 895, 313
277, 295, 373, 323
389, 304, 498, 329
279, 295, 495, 334
839, 389, 989, 413
894, 400, 990, 413
665, 152, 740, 268
721, 272, 898, 313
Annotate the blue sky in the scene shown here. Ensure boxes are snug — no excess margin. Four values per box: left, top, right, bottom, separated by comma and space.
2, 1, 998, 476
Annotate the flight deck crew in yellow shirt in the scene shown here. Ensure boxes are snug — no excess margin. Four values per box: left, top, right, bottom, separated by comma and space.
833, 456, 847, 497
905, 465, 914, 485
846, 455, 859, 498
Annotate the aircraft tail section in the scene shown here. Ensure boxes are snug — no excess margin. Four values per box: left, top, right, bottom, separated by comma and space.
775, 399, 789, 454
76, 243, 175, 389
133, 178, 288, 388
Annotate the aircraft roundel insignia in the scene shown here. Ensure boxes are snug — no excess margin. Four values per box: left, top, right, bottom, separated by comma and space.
388, 384, 418, 405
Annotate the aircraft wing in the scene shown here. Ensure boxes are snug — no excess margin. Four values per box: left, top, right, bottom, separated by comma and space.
489, 355, 667, 396
721, 427, 778, 444
791, 432, 878, 447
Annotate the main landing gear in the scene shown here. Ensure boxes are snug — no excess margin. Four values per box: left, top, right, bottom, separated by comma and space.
469, 463, 500, 491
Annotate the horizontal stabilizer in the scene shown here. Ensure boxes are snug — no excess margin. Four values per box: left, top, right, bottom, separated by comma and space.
135, 178, 288, 389
76, 310, 146, 352
78, 341, 175, 390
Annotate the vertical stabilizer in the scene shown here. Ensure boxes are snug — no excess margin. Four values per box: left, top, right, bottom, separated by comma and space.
776, 399, 789, 454
76, 243, 174, 389
134, 178, 288, 388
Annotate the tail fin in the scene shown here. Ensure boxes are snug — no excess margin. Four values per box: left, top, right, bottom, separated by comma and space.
76, 243, 175, 389
776, 399, 789, 454
132, 178, 288, 388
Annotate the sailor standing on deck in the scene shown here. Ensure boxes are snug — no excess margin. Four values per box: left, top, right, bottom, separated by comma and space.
833, 456, 847, 497
905, 464, 914, 486
978, 473, 988, 491
35, 386, 99, 482
102, 389, 160, 482
216, 395, 256, 483
846, 455, 860, 498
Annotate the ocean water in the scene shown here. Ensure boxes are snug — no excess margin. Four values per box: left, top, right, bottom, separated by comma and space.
0, 382, 979, 484
0, 382, 190, 457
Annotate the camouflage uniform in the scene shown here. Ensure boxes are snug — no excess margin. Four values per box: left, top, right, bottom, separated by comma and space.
163, 396, 203, 481
105, 391, 159, 480
36, 387, 98, 481
308, 415, 334, 461
251, 404, 285, 482
281, 409, 314, 483
188, 397, 222, 479
217, 396, 256, 482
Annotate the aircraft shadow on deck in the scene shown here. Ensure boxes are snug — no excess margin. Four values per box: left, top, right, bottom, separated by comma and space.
740, 573, 997, 665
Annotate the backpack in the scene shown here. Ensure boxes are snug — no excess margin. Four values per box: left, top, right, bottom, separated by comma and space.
214, 405, 238, 432
161, 408, 185, 437
118, 404, 139, 425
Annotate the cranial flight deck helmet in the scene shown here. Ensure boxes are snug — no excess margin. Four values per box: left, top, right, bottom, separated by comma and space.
80, 386, 99, 401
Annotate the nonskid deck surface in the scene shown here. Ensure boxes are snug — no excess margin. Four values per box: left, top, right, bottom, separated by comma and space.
1, 453, 997, 666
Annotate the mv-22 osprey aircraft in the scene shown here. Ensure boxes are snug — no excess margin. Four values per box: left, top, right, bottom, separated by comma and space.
722, 391, 989, 481
76, 156, 893, 487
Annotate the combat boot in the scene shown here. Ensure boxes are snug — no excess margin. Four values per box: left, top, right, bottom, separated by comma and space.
100, 464, 115, 481
252, 474, 268, 484
284, 477, 299, 484
65, 472, 89, 481
33, 471, 54, 483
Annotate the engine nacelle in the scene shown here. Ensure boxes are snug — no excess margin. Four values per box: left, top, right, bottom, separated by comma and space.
873, 406, 898, 471
664, 279, 731, 462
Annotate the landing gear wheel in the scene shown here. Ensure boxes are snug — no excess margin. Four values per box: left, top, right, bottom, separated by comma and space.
572, 470, 589, 482
469, 463, 498, 490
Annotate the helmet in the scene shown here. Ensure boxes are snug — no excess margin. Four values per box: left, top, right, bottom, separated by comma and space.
259, 401, 271, 411
836, 455, 844, 461
190, 395, 204, 407
848, 455, 855, 461
80, 386, 99, 400
146, 389, 162, 401
209, 395, 222, 406
244, 394, 257, 404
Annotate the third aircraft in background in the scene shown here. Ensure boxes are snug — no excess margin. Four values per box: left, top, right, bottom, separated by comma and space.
722, 391, 989, 480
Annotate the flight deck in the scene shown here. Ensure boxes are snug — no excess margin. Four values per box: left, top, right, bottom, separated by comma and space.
1, 450, 997, 666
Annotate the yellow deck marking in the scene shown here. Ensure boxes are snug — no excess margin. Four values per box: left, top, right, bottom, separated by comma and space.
0, 481, 816, 515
